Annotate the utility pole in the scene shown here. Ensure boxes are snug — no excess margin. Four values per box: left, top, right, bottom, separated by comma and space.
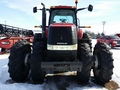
5, 21, 6, 25
102, 21, 106, 35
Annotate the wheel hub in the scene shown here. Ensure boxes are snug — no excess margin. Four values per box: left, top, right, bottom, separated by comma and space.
92, 55, 99, 68
24, 53, 30, 66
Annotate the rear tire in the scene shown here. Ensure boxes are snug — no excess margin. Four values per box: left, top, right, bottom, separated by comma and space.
1, 48, 5, 52
0, 24, 3, 34
8, 40, 31, 82
0, 48, 6, 54
31, 41, 46, 83
77, 43, 92, 83
33, 33, 42, 45
82, 33, 92, 51
93, 42, 114, 84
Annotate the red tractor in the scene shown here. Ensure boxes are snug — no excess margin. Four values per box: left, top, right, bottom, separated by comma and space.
0, 24, 34, 54
8, 0, 114, 85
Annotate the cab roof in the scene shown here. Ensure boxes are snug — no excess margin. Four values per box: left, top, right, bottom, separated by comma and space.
50, 6, 76, 9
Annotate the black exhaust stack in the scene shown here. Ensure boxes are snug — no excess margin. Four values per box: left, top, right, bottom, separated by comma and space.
41, 3, 46, 38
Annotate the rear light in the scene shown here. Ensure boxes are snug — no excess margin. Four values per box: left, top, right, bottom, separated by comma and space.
50, 6, 55, 8
34, 26, 41, 28
79, 26, 91, 28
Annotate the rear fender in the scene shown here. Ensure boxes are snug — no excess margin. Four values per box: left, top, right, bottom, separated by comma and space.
46, 28, 48, 38
77, 28, 83, 39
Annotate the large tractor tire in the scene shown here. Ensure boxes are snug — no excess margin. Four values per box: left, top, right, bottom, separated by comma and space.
0, 48, 6, 54
0, 24, 3, 34
33, 33, 42, 45
93, 42, 114, 84
26, 30, 34, 36
8, 40, 31, 82
82, 33, 92, 51
31, 41, 46, 83
77, 43, 92, 83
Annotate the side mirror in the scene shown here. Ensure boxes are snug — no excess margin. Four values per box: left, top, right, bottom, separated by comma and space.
33, 7, 37, 13
88, 4, 93, 12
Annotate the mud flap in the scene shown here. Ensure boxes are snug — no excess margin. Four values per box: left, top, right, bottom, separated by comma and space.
41, 62, 82, 74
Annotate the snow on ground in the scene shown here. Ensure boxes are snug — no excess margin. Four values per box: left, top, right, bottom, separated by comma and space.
0, 39, 120, 90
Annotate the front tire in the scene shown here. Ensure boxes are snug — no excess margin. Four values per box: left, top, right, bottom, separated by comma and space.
8, 40, 31, 82
33, 33, 42, 45
93, 42, 114, 84
31, 41, 46, 83
77, 43, 92, 83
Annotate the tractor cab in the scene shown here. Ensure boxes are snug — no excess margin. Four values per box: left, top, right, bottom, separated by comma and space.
33, 1, 93, 61
49, 6, 77, 25
33, 2, 93, 38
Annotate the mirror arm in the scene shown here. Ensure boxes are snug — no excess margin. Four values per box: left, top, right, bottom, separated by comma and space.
76, 7, 87, 12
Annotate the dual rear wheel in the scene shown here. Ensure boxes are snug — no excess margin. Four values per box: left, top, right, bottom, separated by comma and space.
8, 40, 114, 85
8, 40, 31, 82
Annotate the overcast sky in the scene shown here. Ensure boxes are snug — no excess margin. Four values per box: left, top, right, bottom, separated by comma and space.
0, 0, 120, 34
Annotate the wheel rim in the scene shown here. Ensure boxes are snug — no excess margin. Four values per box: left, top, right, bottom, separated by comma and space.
24, 53, 30, 66
94, 55, 99, 68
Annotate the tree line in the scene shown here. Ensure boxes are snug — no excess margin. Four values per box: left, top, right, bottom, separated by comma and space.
84, 30, 105, 39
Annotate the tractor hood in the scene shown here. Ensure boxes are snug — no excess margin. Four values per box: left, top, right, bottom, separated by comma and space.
48, 23, 77, 45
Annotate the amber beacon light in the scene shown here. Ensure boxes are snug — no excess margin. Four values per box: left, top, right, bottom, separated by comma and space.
75, 0, 78, 3
75, 0, 78, 8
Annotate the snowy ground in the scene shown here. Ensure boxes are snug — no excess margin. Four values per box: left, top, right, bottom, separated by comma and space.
0, 39, 120, 90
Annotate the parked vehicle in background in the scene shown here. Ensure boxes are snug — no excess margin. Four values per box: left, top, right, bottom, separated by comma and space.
116, 33, 120, 38
97, 35, 120, 48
